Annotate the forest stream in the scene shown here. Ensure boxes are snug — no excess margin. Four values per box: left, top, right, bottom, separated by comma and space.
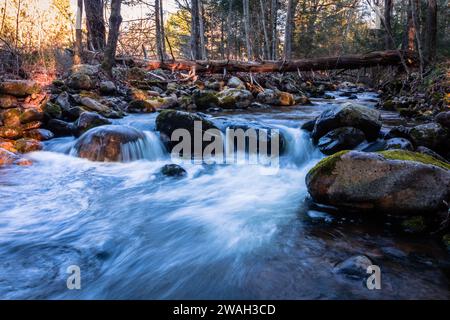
1, 90, 449, 300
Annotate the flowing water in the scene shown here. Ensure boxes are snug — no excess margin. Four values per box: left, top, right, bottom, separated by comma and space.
0, 91, 449, 299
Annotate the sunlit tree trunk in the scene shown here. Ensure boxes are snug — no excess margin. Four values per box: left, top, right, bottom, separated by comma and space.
190, 0, 202, 60
271, 0, 278, 60
155, 0, 164, 61
74, 0, 83, 64
159, 0, 166, 58
198, 0, 207, 59
84, 0, 106, 51
102, 0, 122, 75
402, 0, 415, 52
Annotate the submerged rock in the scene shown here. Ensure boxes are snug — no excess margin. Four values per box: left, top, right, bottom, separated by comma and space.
317, 127, 366, 155
160, 164, 187, 177
73, 125, 146, 162
333, 255, 373, 279
312, 103, 382, 142
306, 150, 450, 214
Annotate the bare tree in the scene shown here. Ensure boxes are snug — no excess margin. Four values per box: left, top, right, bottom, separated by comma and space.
84, 0, 106, 51
271, 0, 278, 60
243, 0, 252, 60
155, 0, 164, 61
102, 0, 122, 75
383, 0, 394, 49
259, 0, 270, 60
284, 0, 297, 60
190, 0, 202, 59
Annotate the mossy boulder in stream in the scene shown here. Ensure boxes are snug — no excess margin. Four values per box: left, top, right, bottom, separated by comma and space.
306, 150, 450, 214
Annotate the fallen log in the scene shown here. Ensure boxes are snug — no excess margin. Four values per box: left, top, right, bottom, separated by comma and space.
145, 50, 415, 73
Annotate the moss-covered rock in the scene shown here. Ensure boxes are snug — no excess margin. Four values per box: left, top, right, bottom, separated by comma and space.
67, 73, 93, 90
442, 234, 450, 250
217, 88, 253, 109
20, 108, 44, 124
1, 108, 21, 127
193, 90, 220, 110
409, 122, 449, 152
401, 216, 426, 233
0, 94, 19, 109
43, 102, 63, 119
306, 150, 450, 214
0, 126, 22, 140
127, 100, 156, 113
0, 80, 41, 97
14, 138, 42, 153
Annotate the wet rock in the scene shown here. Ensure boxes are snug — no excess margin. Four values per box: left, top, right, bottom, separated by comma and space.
67, 73, 93, 90
21, 121, 42, 131
23, 129, 54, 141
0, 148, 31, 166
409, 122, 449, 151
436, 111, 450, 129
306, 150, 450, 214
192, 90, 220, 110
384, 125, 412, 140
294, 94, 311, 105
333, 255, 372, 278
360, 140, 387, 152
99, 81, 116, 95
257, 89, 295, 106
75, 112, 111, 137
205, 80, 223, 91
55, 92, 81, 121
0, 138, 17, 153
249, 102, 271, 110
442, 234, 450, 251
14, 138, 42, 153
160, 164, 187, 177
416, 146, 448, 163
0, 80, 41, 97
0, 95, 19, 109
20, 108, 43, 124
317, 127, 366, 155
0, 126, 22, 140
73, 125, 145, 162
227, 76, 245, 89
127, 100, 156, 113
1, 108, 21, 127
385, 138, 414, 151
311, 102, 382, 142
156, 110, 219, 153
217, 88, 253, 109
301, 119, 317, 132
80, 97, 110, 114
46, 119, 76, 137
401, 216, 426, 234
43, 102, 62, 119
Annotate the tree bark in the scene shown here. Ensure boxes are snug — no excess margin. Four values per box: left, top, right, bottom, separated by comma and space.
243, 0, 252, 60
84, 0, 106, 51
425, 0, 437, 64
190, 0, 202, 60
259, 0, 270, 60
284, 0, 297, 60
402, 0, 415, 52
146, 50, 415, 73
74, 0, 83, 64
270, 0, 278, 60
102, 0, 122, 75
155, 0, 164, 61
226, 0, 233, 59
383, 0, 394, 50
159, 0, 166, 57
198, 0, 207, 59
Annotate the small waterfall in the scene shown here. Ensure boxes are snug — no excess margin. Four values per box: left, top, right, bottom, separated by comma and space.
120, 131, 167, 162
280, 126, 322, 166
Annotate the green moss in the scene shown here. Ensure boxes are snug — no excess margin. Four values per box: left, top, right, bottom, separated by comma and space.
194, 91, 219, 109
43, 102, 62, 119
443, 234, 450, 250
307, 150, 350, 179
379, 150, 450, 170
401, 216, 426, 233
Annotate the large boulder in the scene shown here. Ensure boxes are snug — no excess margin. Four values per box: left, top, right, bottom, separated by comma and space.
0, 95, 19, 109
409, 122, 449, 151
156, 110, 219, 154
0, 148, 31, 166
312, 103, 382, 142
80, 97, 110, 115
306, 150, 450, 214
14, 138, 42, 153
317, 127, 366, 155
227, 76, 245, 89
217, 88, 253, 109
436, 111, 450, 129
385, 138, 414, 151
0, 80, 41, 97
73, 125, 146, 162
75, 112, 111, 137
192, 90, 220, 110
46, 119, 76, 137
1, 108, 21, 127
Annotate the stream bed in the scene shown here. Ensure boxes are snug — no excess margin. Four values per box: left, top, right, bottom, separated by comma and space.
0, 91, 449, 299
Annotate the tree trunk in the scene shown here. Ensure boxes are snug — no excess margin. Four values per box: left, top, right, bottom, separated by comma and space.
383, 0, 394, 50
84, 0, 106, 51
243, 0, 252, 60
402, 0, 415, 52
259, 0, 270, 60
74, 0, 83, 64
146, 50, 415, 73
226, 0, 233, 59
198, 0, 207, 59
284, 0, 297, 60
159, 0, 166, 57
102, 0, 122, 75
155, 0, 164, 61
190, 0, 202, 60
270, 0, 278, 60
425, 0, 437, 64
